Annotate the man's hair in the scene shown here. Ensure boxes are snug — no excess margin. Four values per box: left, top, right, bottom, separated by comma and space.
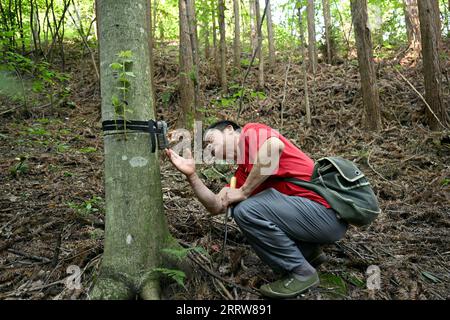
206, 120, 241, 132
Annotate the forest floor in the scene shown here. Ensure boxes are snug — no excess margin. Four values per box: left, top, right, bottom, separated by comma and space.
0, 42, 449, 300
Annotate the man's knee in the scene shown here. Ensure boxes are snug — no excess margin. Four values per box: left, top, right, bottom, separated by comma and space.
232, 199, 254, 225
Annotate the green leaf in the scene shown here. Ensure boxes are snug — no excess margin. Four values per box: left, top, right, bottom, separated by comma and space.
421, 271, 442, 283
112, 95, 121, 107
319, 273, 348, 296
118, 76, 130, 84
118, 50, 133, 59
153, 268, 186, 289
79, 147, 97, 154
125, 72, 136, 78
110, 62, 123, 70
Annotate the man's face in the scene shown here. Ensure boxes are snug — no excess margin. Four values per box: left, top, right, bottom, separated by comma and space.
204, 126, 236, 161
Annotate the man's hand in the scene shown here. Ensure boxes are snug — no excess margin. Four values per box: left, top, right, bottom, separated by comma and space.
220, 187, 249, 208
165, 148, 195, 177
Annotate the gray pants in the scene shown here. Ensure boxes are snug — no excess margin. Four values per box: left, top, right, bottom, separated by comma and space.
232, 188, 348, 273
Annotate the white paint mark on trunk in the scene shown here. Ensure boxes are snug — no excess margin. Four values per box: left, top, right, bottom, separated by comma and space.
129, 156, 148, 167
126, 234, 133, 245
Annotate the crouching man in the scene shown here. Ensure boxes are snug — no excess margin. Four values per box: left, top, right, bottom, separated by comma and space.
165, 121, 348, 298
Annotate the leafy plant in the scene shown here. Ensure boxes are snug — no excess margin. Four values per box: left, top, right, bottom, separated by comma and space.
162, 246, 209, 261
152, 268, 186, 289
110, 50, 135, 132
68, 196, 103, 217
10, 156, 29, 177
27, 127, 49, 136
78, 147, 97, 154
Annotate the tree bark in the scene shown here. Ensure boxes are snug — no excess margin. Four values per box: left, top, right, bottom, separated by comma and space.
179, 0, 196, 128
186, 0, 201, 120
255, 0, 264, 89
298, 6, 311, 127
204, 6, 210, 60
147, 0, 155, 108
233, 0, 241, 69
218, 0, 227, 93
322, 0, 332, 64
266, 0, 275, 69
307, 0, 317, 74
249, 0, 257, 53
418, 0, 449, 130
350, 0, 382, 131
212, 1, 219, 82
403, 0, 421, 52
91, 0, 187, 299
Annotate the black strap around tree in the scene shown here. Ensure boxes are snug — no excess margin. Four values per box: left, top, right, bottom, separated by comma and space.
102, 119, 166, 153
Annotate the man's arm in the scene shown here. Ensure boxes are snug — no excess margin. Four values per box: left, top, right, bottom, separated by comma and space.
187, 173, 226, 215
224, 137, 285, 205
165, 148, 225, 216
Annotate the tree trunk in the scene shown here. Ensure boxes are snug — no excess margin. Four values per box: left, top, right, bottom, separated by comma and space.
266, 0, 275, 69
350, 0, 382, 131
249, 0, 257, 53
152, 0, 157, 47
186, 0, 201, 120
218, 0, 227, 93
418, 0, 449, 130
255, 0, 264, 89
233, 0, 241, 69
322, 0, 332, 64
403, 0, 421, 52
212, 0, 219, 81
298, 6, 311, 127
91, 0, 187, 299
147, 0, 156, 108
204, 8, 210, 60
431, 0, 441, 42
307, 0, 317, 74
179, 0, 196, 128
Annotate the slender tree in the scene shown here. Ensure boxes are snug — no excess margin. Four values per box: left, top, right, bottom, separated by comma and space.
322, 0, 332, 64
249, 0, 257, 52
179, 0, 196, 128
255, 0, 264, 88
204, 2, 210, 60
307, 0, 317, 74
233, 0, 241, 69
218, 0, 227, 92
350, 0, 382, 131
418, 0, 449, 130
266, 0, 275, 69
298, 6, 311, 126
403, 0, 421, 52
91, 0, 189, 300
212, 0, 220, 82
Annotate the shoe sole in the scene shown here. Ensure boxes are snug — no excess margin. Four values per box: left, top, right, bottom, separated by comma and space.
259, 278, 320, 299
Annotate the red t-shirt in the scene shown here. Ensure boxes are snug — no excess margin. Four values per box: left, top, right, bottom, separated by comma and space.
228, 123, 330, 208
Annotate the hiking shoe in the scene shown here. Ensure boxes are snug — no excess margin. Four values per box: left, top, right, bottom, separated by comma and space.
259, 272, 320, 299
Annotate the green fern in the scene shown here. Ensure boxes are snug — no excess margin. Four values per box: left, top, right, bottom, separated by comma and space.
162, 246, 209, 261
152, 268, 186, 289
